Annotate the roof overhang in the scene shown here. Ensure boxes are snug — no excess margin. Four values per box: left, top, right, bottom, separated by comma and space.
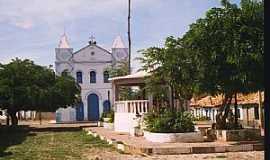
109, 71, 150, 86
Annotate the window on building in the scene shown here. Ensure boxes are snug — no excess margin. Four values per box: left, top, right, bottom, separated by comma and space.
103, 71, 109, 83
254, 106, 259, 120
76, 71, 83, 84
90, 71, 96, 83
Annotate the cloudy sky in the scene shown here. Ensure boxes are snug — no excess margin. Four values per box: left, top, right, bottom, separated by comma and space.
0, 0, 240, 71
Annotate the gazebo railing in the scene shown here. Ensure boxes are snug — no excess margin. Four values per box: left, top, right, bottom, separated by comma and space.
115, 100, 149, 114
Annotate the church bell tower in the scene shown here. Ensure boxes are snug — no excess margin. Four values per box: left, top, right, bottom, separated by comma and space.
55, 33, 73, 75
112, 36, 128, 63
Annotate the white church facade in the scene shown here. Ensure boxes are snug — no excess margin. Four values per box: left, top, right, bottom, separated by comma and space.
55, 34, 128, 122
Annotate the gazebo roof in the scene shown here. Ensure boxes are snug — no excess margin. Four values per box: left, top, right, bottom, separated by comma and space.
109, 71, 150, 81
109, 70, 150, 86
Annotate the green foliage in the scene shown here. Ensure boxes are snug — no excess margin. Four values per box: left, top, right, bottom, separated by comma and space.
182, 0, 264, 96
138, 37, 199, 107
107, 61, 129, 78
101, 110, 114, 123
106, 61, 143, 100
182, 0, 263, 129
0, 127, 115, 160
139, 0, 263, 129
144, 109, 195, 133
0, 58, 81, 125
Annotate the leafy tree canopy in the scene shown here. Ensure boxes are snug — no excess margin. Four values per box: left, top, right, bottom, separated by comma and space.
0, 58, 81, 125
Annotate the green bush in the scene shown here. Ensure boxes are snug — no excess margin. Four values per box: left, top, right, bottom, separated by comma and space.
144, 109, 195, 133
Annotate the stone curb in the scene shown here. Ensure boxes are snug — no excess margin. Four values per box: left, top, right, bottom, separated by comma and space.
83, 128, 264, 155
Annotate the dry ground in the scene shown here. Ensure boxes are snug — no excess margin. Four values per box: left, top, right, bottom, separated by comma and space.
0, 124, 264, 160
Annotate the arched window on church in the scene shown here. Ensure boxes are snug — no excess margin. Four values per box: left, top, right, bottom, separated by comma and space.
103, 71, 109, 83
90, 71, 96, 83
76, 71, 83, 84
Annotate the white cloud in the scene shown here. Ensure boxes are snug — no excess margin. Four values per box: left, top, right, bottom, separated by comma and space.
0, 0, 158, 29
14, 20, 33, 29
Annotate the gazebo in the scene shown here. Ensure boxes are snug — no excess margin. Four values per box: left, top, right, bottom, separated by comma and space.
109, 71, 152, 133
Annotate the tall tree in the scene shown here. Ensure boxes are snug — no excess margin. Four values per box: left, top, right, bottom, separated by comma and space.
139, 36, 199, 111
182, 0, 264, 129
0, 58, 80, 125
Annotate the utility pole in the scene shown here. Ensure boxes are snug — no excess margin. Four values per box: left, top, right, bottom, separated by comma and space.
128, 0, 131, 74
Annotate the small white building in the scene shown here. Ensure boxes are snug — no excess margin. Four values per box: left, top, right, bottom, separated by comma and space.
55, 34, 128, 122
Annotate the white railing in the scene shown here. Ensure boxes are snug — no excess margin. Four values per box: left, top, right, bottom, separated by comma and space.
115, 100, 149, 114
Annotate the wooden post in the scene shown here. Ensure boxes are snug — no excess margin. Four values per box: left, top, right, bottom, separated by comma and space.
115, 85, 119, 102
6, 115, 10, 126
148, 94, 153, 111
246, 107, 249, 126
112, 82, 115, 106
258, 91, 264, 129
234, 93, 238, 126
39, 111, 42, 125
112, 83, 119, 105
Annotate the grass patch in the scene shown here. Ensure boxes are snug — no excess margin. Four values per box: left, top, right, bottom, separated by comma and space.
0, 126, 115, 160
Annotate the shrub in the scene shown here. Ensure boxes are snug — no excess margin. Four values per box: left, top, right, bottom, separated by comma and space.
144, 109, 195, 133
101, 110, 114, 123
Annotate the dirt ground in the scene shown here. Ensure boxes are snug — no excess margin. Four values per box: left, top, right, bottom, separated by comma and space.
84, 150, 264, 160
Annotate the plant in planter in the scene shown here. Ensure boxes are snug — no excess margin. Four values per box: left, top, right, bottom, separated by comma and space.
144, 109, 195, 133
143, 109, 203, 143
102, 111, 114, 130
98, 116, 103, 127
214, 110, 261, 141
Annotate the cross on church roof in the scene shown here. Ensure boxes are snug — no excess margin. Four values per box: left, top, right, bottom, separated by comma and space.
89, 35, 96, 45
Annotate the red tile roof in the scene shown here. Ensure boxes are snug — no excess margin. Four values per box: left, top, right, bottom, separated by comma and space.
190, 92, 264, 108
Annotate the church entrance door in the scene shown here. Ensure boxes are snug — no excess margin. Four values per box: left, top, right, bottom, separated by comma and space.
87, 93, 99, 121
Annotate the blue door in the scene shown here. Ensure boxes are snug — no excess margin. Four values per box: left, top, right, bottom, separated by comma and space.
103, 100, 111, 113
87, 94, 99, 121
76, 102, 84, 121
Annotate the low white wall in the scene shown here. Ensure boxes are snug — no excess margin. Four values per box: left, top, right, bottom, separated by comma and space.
56, 107, 76, 122
144, 131, 204, 143
103, 122, 114, 130
114, 112, 136, 132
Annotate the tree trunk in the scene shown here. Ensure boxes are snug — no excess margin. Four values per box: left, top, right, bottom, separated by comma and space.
216, 94, 233, 129
258, 91, 264, 129
170, 85, 175, 110
234, 92, 238, 127
216, 95, 229, 129
39, 111, 42, 125
222, 96, 233, 123
9, 111, 18, 126
6, 115, 10, 126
